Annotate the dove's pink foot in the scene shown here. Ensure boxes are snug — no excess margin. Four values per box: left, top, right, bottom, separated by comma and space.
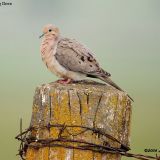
56, 78, 72, 84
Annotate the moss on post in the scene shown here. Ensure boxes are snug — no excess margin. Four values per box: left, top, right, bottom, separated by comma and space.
26, 80, 132, 160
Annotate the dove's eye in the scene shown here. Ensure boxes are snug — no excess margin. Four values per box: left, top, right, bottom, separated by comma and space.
49, 29, 52, 32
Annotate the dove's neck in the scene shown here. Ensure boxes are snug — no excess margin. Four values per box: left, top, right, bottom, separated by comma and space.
40, 35, 59, 57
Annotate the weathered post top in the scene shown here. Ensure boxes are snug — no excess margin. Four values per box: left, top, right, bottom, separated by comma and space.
26, 80, 132, 160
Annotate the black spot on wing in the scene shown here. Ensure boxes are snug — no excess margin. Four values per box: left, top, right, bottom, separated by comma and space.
87, 56, 93, 62
81, 56, 85, 62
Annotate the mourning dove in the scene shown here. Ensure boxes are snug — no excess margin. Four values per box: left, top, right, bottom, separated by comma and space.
40, 24, 133, 101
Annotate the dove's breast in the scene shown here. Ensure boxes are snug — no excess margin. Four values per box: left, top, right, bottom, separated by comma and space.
42, 44, 67, 78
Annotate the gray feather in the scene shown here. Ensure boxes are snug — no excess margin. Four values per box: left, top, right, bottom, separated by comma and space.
55, 38, 111, 77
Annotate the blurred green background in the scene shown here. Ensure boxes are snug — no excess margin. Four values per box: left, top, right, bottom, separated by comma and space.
0, 0, 160, 159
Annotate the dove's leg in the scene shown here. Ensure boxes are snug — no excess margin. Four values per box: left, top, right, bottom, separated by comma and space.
56, 78, 73, 84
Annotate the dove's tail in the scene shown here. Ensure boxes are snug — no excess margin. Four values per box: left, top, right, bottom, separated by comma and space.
98, 76, 134, 102
98, 76, 123, 91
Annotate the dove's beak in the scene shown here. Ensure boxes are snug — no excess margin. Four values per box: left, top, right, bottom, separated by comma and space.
39, 33, 45, 39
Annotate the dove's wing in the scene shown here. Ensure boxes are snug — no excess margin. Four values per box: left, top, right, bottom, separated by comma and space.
55, 38, 111, 77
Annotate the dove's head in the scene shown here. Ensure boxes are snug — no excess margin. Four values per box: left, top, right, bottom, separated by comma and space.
40, 24, 60, 39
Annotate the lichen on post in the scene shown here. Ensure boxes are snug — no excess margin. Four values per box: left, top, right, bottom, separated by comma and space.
26, 80, 132, 160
